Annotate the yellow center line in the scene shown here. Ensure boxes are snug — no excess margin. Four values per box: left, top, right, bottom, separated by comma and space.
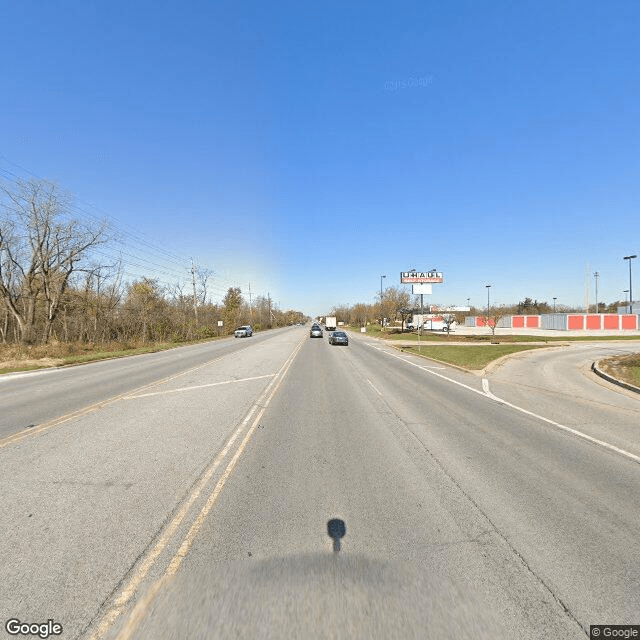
87, 335, 305, 640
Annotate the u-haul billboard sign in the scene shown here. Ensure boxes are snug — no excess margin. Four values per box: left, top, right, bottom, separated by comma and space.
400, 271, 443, 284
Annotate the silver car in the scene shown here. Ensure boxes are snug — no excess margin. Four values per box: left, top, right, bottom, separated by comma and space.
234, 325, 253, 338
309, 325, 323, 338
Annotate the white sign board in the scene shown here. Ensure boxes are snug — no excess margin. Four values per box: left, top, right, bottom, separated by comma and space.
217, 320, 224, 327
401, 271, 444, 284
412, 284, 433, 295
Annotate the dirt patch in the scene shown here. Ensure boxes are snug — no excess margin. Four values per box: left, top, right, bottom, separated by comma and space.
599, 353, 640, 388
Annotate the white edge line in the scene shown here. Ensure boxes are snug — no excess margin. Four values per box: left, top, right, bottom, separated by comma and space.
368, 344, 640, 465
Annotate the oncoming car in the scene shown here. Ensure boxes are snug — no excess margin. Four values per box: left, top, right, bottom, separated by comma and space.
309, 325, 323, 338
234, 325, 253, 338
328, 331, 349, 346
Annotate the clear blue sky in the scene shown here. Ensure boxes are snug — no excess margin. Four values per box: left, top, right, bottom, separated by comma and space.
2, 1, 639, 315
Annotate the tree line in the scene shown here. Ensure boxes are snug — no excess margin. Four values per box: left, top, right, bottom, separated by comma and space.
0, 178, 304, 345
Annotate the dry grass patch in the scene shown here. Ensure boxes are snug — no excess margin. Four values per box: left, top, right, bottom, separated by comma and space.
599, 353, 640, 388
0, 340, 189, 374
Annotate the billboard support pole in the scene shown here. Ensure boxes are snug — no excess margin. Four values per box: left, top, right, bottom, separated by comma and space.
419, 293, 424, 351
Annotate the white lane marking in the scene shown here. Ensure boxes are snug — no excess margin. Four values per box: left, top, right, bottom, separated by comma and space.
0, 368, 57, 382
480, 378, 640, 464
123, 374, 276, 399
482, 378, 502, 401
366, 378, 382, 396
368, 344, 640, 465
0, 345, 256, 449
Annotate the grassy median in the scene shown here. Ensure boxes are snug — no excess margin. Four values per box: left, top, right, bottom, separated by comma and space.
400, 344, 547, 370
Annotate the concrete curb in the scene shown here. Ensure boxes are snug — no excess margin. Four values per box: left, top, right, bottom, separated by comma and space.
591, 361, 640, 395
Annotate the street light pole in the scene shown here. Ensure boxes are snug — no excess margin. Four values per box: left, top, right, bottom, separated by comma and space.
623, 255, 636, 314
553, 297, 557, 313
624, 290, 630, 311
594, 272, 599, 313
486, 285, 491, 322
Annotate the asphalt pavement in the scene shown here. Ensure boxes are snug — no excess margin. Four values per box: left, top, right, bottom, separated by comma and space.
1, 326, 638, 639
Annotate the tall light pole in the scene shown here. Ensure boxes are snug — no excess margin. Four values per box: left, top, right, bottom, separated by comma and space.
594, 272, 599, 313
623, 255, 636, 313
486, 285, 491, 319
624, 290, 630, 311
553, 297, 557, 313
380, 275, 386, 327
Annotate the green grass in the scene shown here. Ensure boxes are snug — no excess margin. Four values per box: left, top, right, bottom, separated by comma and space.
401, 344, 547, 370
0, 364, 50, 374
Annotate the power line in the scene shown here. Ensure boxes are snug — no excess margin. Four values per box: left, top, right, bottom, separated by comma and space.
0, 157, 275, 304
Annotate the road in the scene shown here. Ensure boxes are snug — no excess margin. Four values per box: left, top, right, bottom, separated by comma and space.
0, 328, 291, 441
1, 327, 639, 639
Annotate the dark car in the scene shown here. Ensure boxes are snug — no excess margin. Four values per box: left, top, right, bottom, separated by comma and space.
310, 325, 323, 338
328, 331, 348, 346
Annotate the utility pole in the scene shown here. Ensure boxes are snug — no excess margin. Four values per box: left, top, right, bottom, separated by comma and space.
268, 293, 272, 328
190, 258, 198, 324
248, 283, 253, 321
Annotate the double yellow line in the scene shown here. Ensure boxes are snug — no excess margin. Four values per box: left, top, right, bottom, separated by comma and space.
87, 334, 305, 640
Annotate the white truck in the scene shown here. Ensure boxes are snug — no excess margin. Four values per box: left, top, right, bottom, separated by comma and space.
325, 316, 337, 331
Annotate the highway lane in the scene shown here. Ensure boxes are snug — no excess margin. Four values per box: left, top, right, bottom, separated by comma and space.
0, 328, 290, 441
1, 328, 639, 639
113, 333, 638, 639
0, 327, 305, 640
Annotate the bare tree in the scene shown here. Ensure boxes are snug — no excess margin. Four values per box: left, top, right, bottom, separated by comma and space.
0, 178, 108, 344
482, 305, 507, 339
196, 266, 213, 305
384, 286, 411, 329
